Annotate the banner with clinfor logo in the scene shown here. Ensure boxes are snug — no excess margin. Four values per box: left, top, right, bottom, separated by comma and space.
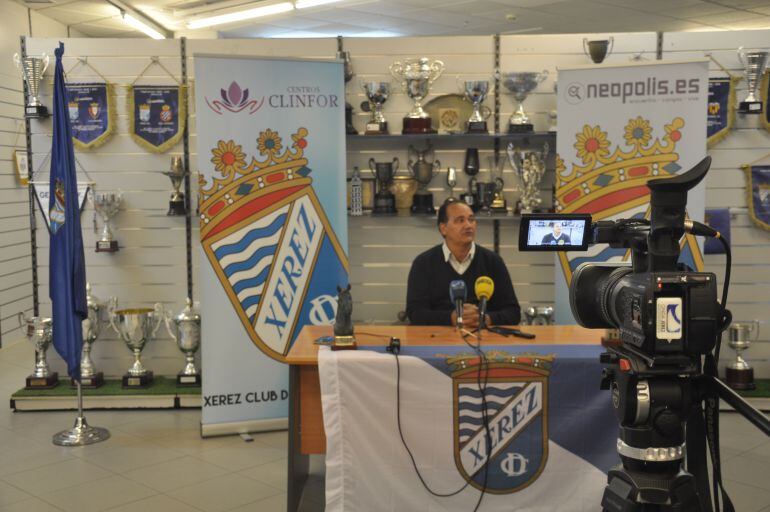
555, 60, 708, 323
194, 55, 347, 434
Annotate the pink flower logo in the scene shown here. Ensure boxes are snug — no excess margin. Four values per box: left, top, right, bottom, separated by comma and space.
206, 81, 264, 114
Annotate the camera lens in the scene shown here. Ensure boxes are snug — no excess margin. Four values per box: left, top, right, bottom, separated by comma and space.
570, 263, 632, 328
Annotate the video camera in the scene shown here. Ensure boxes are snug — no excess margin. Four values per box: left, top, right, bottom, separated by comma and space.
519, 156, 718, 367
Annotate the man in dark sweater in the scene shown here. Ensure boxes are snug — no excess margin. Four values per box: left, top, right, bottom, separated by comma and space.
406, 198, 521, 327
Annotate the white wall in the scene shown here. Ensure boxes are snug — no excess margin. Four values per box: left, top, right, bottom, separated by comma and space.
664, 30, 770, 376
0, 0, 72, 348
16, 29, 770, 379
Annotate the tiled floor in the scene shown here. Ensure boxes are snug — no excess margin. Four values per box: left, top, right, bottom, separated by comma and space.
1, 339, 769, 511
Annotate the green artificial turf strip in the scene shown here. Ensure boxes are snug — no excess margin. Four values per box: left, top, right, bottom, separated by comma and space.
12, 376, 200, 397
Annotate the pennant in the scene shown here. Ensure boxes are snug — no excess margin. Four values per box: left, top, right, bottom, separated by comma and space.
707, 77, 739, 148
128, 85, 186, 153
65, 82, 116, 150
743, 164, 770, 231
33, 182, 90, 234
704, 208, 731, 254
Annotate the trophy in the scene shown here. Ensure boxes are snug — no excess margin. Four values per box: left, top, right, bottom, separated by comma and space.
390, 57, 445, 134
507, 142, 549, 214
548, 110, 558, 133
79, 284, 104, 388
475, 181, 497, 214
331, 285, 356, 351
462, 177, 479, 212
447, 167, 457, 198
165, 298, 202, 386
109, 299, 164, 388
583, 37, 614, 64
408, 143, 440, 214
361, 81, 390, 135
163, 157, 187, 216
488, 155, 507, 212
726, 321, 760, 390
13, 53, 49, 118
337, 43, 358, 135
502, 71, 549, 133
533, 306, 555, 325
369, 157, 398, 215
18, 313, 57, 388
92, 191, 122, 253
737, 47, 769, 114
459, 79, 491, 133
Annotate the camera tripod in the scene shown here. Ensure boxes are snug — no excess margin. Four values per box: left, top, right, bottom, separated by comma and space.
600, 347, 770, 512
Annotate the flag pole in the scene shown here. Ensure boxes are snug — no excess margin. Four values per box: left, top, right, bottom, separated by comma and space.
53, 379, 110, 446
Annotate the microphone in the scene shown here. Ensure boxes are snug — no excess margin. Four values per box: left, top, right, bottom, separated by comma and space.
449, 280, 467, 328
474, 276, 494, 330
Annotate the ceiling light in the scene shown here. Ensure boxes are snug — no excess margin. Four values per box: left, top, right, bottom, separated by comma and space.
295, 0, 344, 8
122, 12, 166, 39
187, 1, 294, 29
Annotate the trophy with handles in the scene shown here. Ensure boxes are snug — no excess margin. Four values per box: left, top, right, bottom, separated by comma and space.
92, 190, 122, 253
726, 320, 760, 390
458, 78, 491, 133
502, 70, 549, 133
165, 298, 202, 386
408, 143, 440, 214
109, 299, 164, 388
390, 57, 445, 134
18, 313, 57, 388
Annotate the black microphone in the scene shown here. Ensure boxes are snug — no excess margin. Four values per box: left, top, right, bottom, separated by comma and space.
449, 280, 467, 328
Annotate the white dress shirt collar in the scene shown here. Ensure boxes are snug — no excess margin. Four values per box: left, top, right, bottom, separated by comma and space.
442, 242, 475, 275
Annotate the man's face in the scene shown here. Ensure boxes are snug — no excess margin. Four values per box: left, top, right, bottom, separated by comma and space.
553, 224, 562, 237
440, 202, 476, 246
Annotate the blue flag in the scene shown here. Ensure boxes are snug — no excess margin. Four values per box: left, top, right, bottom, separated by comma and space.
49, 42, 87, 380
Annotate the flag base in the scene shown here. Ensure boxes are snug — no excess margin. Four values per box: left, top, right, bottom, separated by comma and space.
53, 416, 111, 446
26, 372, 59, 389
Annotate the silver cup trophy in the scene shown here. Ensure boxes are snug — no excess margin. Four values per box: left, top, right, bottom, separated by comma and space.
502, 70, 549, 133
79, 283, 104, 388
18, 313, 57, 388
163, 156, 187, 216
369, 157, 398, 215
726, 320, 760, 390
583, 37, 614, 64
508, 142, 550, 214
13, 53, 49, 118
458, 79, 492, 133
164, 298, 202, 386
390, 57, 445, 134
109, 299, 164, 388
92, 190, 122, 253
447, 167, 457, 198
408, 143, 440, 214
533, 306, 555, 325
737, 47, 769, 114
361, 81, 391, 135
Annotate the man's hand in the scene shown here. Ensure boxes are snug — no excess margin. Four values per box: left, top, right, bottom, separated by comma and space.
452, 304, 492, 329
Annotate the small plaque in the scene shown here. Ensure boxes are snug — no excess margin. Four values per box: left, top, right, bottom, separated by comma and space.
96, 240, 119, 253
122, 371, 153, 388
177, 374, 201, 386
438, 107, 460, 134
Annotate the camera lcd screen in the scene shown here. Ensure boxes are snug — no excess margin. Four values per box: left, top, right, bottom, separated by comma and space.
519, 214, 592, 251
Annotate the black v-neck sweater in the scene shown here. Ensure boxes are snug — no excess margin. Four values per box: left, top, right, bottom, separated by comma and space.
406, 244, 521, 326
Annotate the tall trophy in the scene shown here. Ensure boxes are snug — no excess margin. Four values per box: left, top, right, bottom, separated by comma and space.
583, 37, 614, 64
92, 190, 122, 253
163, 157, 187, 216
13, 53, 49, 118
337, 42, 358, 135
507, 142, 549, 214
737, 47, 769, 114
109, 299, 164, 388
369, 157, 398, 215
459, 79, 491, 133
502, 70, 549, 133
79, 284, 104, 388
726, 320, 760, 390
165, 298, 202, 386
390, 57, 445, 134
361, 81, 390, 135
18, 313, 57, 388
408, 143, 440, 214
447, 167, 457, 198
488, 155, 507, 212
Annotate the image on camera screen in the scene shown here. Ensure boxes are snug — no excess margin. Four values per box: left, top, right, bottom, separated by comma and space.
527, 219, 586, 248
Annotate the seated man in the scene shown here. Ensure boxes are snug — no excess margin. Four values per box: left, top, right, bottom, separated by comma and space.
541, 222, 571, 246
406, 198, 521, 328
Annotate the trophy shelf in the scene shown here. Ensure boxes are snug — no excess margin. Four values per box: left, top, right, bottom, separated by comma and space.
346, 131, 555, 150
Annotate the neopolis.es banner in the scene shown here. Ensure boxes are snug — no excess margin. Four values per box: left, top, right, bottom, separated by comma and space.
194, 55, 348, 433
555, 60, 708, 323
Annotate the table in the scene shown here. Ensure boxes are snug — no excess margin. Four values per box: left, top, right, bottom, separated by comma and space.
285, 325, 606, 511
